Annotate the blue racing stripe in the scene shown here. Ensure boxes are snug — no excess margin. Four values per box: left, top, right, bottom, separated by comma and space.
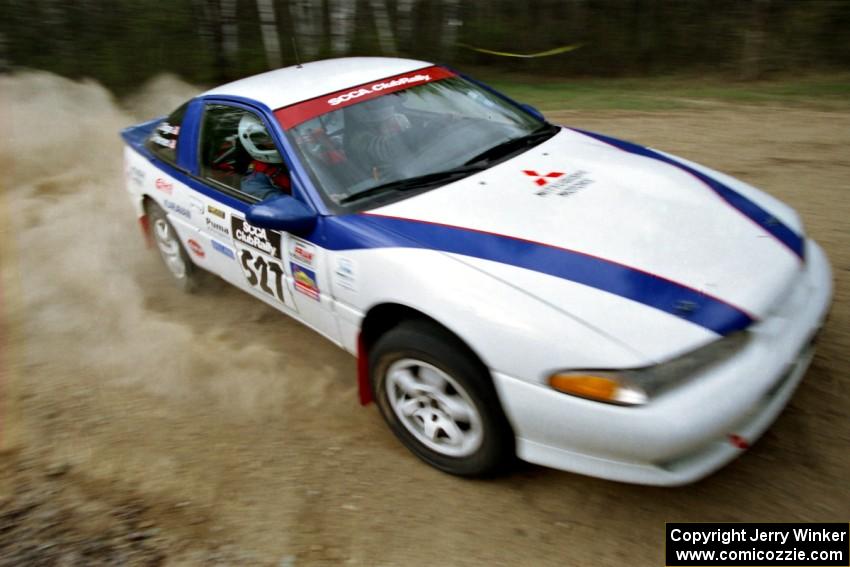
571, 128, 805, 261
322, 214, 754, 336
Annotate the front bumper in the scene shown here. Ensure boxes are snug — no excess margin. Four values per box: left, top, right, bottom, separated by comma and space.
492, 239, 833, 486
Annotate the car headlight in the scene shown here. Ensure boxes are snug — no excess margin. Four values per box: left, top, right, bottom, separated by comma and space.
548, 331, 751, 406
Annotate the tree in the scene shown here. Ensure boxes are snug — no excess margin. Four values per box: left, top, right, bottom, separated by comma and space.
257, 0, 282, 68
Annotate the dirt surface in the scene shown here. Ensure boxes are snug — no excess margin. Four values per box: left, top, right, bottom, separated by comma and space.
0, 73, 848, 566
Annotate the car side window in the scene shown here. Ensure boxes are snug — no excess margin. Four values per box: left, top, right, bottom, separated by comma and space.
199, 104, 292, 202
146, 102, 188, 165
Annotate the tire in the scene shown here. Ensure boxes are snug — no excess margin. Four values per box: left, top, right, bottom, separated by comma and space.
370, 319, 515, 476
147, 202, 200, 292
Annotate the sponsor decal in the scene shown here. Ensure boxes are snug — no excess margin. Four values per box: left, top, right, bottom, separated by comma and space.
211, 239, 235, 260
150, 122, 180, 149
157, 123, 180, 136
290, 238, 316, 267
232, 217, 291, 306
334, 257, 357, 291
155, 178, 174, 194
205, 217, 230, 237
207, 205, 226, 219
150, 134, 176, 149
275, 65, 456, 129
523, 170, 564, 187
155, 177, 173, 194
126, 165, 145, 187
164, 199, 191, 219
231, 217, 280, 257
328, 74, 432, 106
291, 262, 320, 301
187, 239, 205, 258
189, 196, 204, 215
523, 169, 594, 197
151, 122, 180, 150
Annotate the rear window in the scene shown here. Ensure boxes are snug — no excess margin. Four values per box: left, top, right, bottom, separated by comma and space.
146, 102, 188, 165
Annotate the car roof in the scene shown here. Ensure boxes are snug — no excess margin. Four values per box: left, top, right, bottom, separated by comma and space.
203, 56, 434, 110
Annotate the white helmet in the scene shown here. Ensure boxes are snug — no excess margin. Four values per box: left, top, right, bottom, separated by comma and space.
238, 114, 281, 163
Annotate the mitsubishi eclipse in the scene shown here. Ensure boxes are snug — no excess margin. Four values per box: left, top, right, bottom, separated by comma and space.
121, 57, 832, 485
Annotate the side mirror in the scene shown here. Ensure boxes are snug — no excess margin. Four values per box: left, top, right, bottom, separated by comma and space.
519, 103, 545, 122
247, 194, 317, 235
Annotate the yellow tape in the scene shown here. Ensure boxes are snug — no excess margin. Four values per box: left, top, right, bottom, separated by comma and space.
458, 43, 583, 58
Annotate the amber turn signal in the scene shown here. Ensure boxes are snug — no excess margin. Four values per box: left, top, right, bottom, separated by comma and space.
550, 374, 618, 399
549, 373, 647, 405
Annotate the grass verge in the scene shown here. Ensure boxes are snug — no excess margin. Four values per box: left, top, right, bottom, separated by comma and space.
481, 73, 850, 111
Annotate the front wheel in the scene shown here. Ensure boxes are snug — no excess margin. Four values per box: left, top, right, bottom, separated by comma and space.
370, 320, 514, 476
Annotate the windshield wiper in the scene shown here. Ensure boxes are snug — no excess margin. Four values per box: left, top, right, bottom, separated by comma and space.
339, 164, 486, 205
464, 122, 560, 166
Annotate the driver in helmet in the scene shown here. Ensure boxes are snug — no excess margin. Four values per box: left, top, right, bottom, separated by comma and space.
238, 114, 291, 200
347, 95, 411, 179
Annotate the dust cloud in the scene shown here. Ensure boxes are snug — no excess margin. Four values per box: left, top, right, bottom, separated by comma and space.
0, 71, 333, 417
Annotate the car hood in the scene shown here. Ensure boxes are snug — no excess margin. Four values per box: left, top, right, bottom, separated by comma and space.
365, 127, 806, 359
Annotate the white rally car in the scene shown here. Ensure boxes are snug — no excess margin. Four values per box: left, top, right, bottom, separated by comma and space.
121, 57, 832, 485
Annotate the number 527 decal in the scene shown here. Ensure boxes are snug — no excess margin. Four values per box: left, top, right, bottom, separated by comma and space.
240, 248, 289, 305
231, 217, 293, 308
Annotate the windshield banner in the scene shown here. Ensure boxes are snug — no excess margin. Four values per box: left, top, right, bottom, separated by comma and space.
275, 65, 455, 129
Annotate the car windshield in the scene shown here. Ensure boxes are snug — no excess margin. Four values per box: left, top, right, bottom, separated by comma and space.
279, 72, 555, 211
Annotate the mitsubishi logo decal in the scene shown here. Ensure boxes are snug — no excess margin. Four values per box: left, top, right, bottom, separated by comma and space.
523, 170, 564, 187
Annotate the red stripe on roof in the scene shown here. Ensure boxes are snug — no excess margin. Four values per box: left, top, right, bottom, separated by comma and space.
274, 65, 455, 129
